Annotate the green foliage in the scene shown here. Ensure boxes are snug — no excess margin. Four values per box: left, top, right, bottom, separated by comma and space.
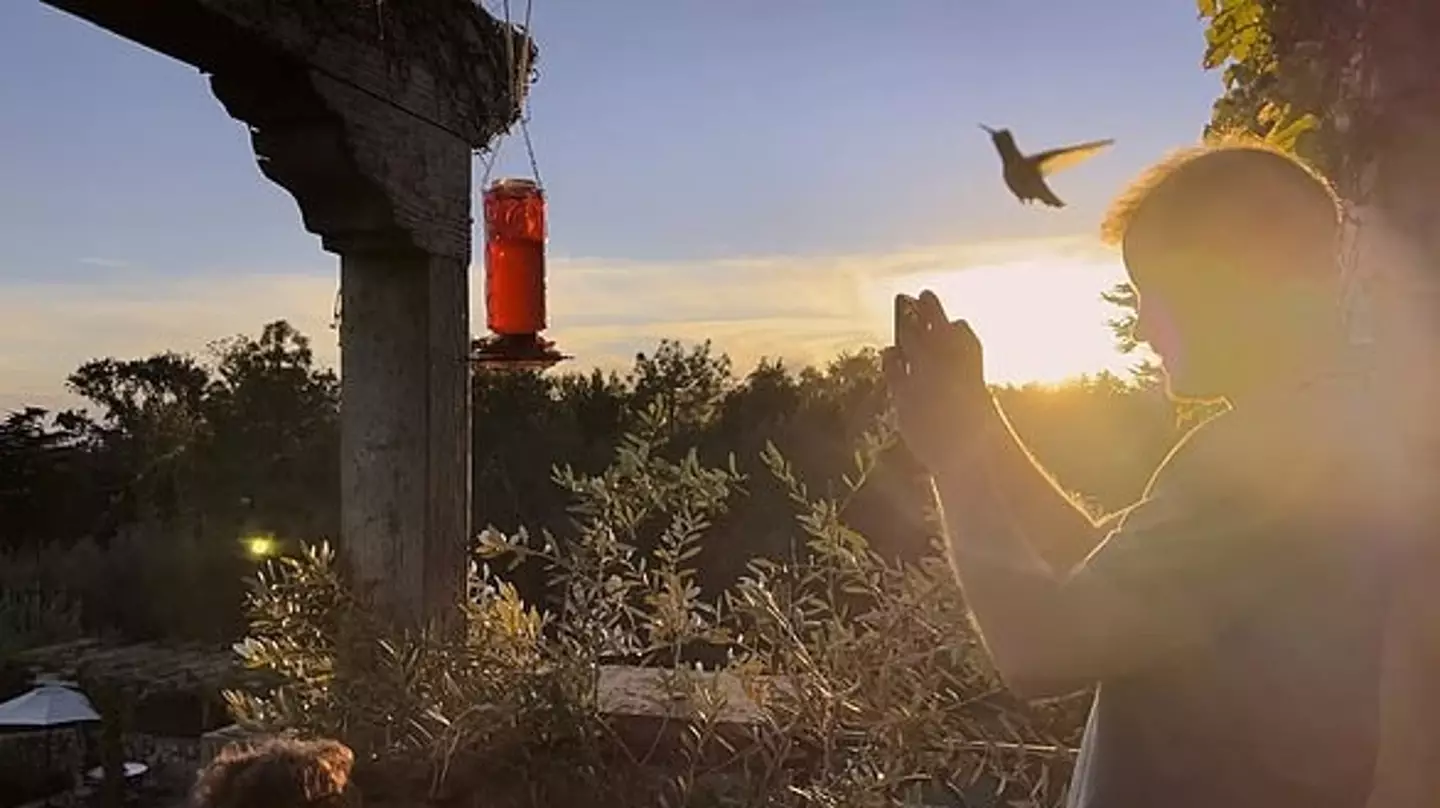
0, 320, 341, 640
0, 583, 83, 660
1198, 0, 1305, 149
226, 540, 560, 803
629, 340, 735, 443
1199, 0, 1440, 218
1199, 0, 1269, 71
481, 402, 741, 668
0, 316, 1186, 806
225, 410, 1084, 807
1096, 283, 1227, 432
1098, 281, 1164, 392
1195, 0, 1363, 178
1, 316, 1186, 649
0, 528, 248, 643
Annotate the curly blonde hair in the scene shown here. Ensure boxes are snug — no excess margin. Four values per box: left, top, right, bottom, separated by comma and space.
190, 737, 355, 808
1100, 133, 1340, 250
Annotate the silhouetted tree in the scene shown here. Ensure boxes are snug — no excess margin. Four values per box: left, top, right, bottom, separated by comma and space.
0, 316, 1181, 645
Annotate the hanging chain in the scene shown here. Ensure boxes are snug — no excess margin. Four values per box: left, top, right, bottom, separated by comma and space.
481, 0, 542, 189
515, 0, 544, 188
333, 0, 543, 335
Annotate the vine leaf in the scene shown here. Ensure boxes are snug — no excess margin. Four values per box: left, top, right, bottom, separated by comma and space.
1200, 0, 1265, 70
1265, 112, 1319, 152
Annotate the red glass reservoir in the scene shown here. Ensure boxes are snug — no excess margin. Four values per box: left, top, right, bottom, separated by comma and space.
483, 178, 547, 336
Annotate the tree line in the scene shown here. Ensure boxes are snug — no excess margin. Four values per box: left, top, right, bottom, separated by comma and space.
0, 307, 1190, 647
10, 0, 1424, 653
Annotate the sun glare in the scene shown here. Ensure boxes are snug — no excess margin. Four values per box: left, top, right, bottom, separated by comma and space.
869, 259, 1150, 386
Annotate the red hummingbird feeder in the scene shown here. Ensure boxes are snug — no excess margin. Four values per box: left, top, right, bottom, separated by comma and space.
471, 177, 568, 371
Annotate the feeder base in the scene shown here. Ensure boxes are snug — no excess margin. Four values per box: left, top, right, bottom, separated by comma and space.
470, 333, 569, 372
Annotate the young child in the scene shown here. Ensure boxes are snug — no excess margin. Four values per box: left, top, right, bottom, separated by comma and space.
190, 737, 355, 808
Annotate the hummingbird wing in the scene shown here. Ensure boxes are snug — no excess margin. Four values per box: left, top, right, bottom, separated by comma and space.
1030, 138, 1115, 177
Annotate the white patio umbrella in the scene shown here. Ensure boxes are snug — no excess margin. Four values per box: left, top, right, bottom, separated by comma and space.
0, 683, 101, 728
0, 680, 103, 801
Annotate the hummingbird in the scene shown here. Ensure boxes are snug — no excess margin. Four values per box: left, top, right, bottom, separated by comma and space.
980, 125, 1115, 208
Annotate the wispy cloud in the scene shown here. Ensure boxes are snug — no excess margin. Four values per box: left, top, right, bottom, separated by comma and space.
0, 235, 1131, 414
77, 257, 132, 269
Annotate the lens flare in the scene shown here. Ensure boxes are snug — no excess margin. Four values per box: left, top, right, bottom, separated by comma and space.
242, 533, 279, 560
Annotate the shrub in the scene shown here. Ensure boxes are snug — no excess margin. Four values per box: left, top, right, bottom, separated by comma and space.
225, 406, 1084, 807
0, 582, 83, 660
0, 526, 247, 644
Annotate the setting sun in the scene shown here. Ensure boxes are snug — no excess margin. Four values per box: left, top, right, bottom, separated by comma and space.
868, 258, 1152, 386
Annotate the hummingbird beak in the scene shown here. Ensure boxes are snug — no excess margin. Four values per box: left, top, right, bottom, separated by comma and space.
979, 124, 996, 135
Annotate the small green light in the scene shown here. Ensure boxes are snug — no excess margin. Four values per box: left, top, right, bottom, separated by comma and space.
242, 533, 278, 559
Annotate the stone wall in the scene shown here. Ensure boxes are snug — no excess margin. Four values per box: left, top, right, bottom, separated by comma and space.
123, 732, 205, 787
0, 728, 87, 776
0, 729, 203, 805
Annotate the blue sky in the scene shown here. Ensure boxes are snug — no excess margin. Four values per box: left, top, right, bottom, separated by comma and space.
0, 1, 1218, 411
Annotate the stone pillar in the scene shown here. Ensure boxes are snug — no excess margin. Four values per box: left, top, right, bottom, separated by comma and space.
208, 64, 478, 627
338, 248, 470, 624
40, 0, 527, 628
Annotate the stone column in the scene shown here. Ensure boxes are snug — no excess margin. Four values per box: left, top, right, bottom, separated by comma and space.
338, 248, 470, 624
208, 61, 480, 628
40, 0, 528, 628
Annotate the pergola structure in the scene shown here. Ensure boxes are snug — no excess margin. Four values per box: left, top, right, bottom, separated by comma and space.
37, 0, 531, 626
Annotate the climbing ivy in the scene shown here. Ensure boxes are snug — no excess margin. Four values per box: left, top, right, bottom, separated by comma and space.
1196, 0, 1398, 202
1198, 0, 1323, 161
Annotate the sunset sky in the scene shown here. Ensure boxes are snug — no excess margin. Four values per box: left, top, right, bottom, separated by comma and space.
0, 1, 1217, 413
